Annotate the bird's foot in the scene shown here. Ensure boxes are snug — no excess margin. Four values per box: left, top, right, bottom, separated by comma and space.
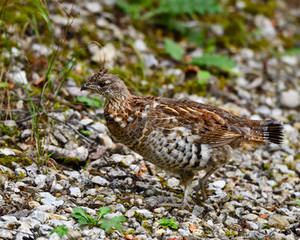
160, 197, 193, 210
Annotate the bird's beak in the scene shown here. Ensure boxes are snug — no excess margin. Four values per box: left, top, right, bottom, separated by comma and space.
81, 84, 87, 91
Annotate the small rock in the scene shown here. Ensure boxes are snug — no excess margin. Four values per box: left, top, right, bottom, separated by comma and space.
85, 2, 102, 13
134, 39, 147, 52
280, 90, 300, 108
167, 177, 180, 188
212, 180, 226, 189
70, 187, 81, 197
91, 176, 109, 186
0, 148, 15, 156
0, 229, 13, 239
115, 204, 126, 213
53, 183, 63, 191
21, 129, 32, 138
223, 202, 235, 212
268, 214, 290, 228
244, 213, 258, 221
90, 122, 107, 133
135, 209, 153, 219
30, 210, 50, 223
1, 215, 18, 223
254, 15, 276, 39
3, 120, 17, 127
281, 55, 298, 66
98, 134, 116, 149
211, 24, 224, 36
35, 174, 47, 188
143, 54, 158, 68
80, 118, 94, 126
8, 69, 28, 85
39, 192, 64, 207
90, 43, 116, 63
32, 44, 52, 56
276, 164, 290, 174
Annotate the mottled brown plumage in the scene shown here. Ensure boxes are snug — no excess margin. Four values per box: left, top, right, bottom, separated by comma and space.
81, 69, 283, 208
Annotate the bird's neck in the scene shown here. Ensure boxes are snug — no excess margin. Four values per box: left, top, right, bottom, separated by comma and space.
104, 93, 133, 114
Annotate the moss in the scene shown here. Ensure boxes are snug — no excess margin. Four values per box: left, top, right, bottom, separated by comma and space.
0, 155, 32, 168
143, 220, 153, 233
243, 0, 277, 17
225, 229, 238, 237
0, 123, 19, 137
134, 211, 146, 223
263, 163, 270, 170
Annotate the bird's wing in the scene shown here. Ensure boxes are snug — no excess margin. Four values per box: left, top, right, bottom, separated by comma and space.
143, 98, 243, 147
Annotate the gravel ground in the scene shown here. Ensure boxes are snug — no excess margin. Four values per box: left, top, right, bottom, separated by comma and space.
0, 0, 300, 239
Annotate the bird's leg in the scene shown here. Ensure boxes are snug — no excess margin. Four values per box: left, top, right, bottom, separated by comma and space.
195, 165, 218, 203
160, 171, 194, 209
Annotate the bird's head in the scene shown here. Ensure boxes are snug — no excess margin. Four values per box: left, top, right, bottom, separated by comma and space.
81, 69, 130, 100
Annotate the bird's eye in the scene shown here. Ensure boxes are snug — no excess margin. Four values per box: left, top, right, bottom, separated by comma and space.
99, 82, 105, 87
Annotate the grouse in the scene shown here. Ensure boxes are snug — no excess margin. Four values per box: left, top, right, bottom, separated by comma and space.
81, 69, 283, 208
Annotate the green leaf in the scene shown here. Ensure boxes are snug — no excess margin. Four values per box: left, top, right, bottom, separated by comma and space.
50, 225, 69, 239
159, 218, 178, 230
282, 48, 300, 56
197, 70, 211, 85
0, 82, 8, 88
157, 0, 223, 16
77, 96, 104, 108
98, 206, 111, 218
164, 38, 184, 61
80, 130, 91, 136
100, 216, 126, 232
296, 200, 300, 206
190, 54, 237, 71
71, 207, 97, 226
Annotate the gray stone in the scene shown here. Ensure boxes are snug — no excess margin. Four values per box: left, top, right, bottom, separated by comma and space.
212, 180, 226, 189
254, 15, 276, 39
70, 187, 81, 197
8, 69, 28, 85
79, 118, 94, 126
244, 213, 258, 221
85, 2, 102, 13
21, 129, 32, 138
30, 210, 50, 223
4, 120, 17, 127
167, 177, 180, 188
281, 55, 298, 66
280, 90, 300, 108
0, 229, 13, 239
134, 39, 147, 52
91, 176, 109, 186
39, 192, 64, 207
135, 209, 153, 219
115, 203, 126, 213
90, 122, 107, 133
0, 148, 15, 156
143, 54, 158, 68
35, 174, 47, 188
268, 214, 290, 228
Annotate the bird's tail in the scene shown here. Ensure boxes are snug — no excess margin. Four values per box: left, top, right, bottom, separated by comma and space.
246, 120, 284, 144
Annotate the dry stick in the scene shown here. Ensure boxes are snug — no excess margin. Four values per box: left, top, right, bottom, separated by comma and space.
47, 114, 94, 144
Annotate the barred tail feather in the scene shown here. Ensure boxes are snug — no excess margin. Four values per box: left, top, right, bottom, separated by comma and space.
261, 120, 284, 144
249, 120, 284, 144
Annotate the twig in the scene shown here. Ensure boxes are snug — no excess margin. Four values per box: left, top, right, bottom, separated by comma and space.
47, 114, 94, 144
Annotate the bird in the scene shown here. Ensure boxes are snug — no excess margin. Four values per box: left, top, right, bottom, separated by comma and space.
81, 69, 283, 208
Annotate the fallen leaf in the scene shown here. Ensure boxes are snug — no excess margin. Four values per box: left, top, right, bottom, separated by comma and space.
189, 225, 198, 232
259, 214, 269, 219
